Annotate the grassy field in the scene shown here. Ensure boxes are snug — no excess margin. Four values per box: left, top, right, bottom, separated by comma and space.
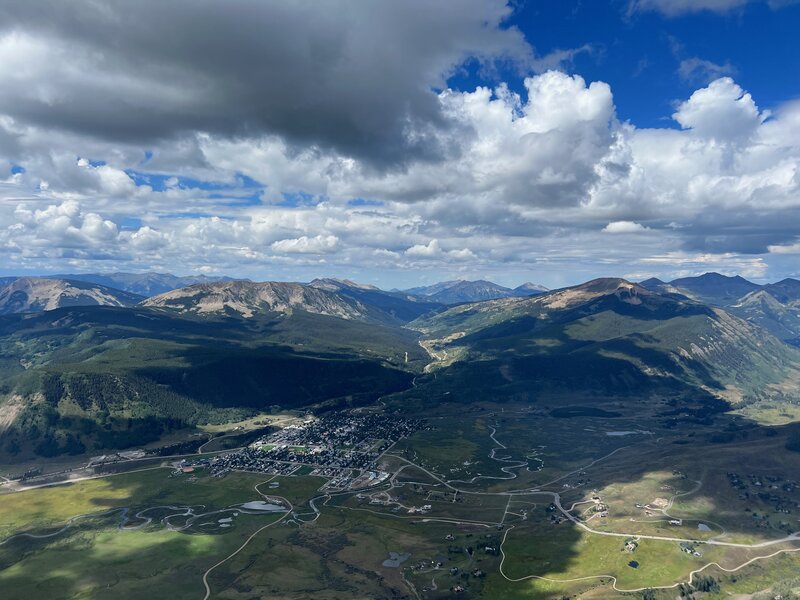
383, 399, 800, 598
5, 395, 800, 599
487, 515, 800, 598
0, 468, 289, 537
390, 404, 657, 495
733, 401, 800, 425
0, 520, 255, 599
492, 517, 718, 597
208, 506, 502, 599
0, 464, 504, 599
0, 469, 327, 600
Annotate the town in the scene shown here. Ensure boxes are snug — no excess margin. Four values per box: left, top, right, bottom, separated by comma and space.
207, 412, 424, 488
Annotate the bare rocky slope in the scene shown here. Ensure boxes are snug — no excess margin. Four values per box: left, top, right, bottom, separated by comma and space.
0, 277, 143, 315
141, 279, 379, 321
54, 271, 232, 297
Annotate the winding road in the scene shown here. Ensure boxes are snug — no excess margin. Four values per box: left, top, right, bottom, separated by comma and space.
200, 477, 292, 600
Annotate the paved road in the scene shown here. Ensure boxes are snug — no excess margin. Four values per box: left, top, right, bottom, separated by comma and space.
386, 454, 800, 550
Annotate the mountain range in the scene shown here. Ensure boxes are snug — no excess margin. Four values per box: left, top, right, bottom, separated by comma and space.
0, 277, 143, 315
1, 270, 799, 462
0, 274, 549, 316
404, 279, 547, 304
409, 278, 800, 404
639, 272, 800, 344
51, 272, 233, 297
141, 280, 378, 322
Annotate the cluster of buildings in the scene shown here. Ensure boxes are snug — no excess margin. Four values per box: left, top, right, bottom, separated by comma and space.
680, 542, 703, 557
208, 451, 299, 477
546, 502, 566, 524
258, 412, 422, 454
208, 412, 422, 482
560, 471, 592, 490
591, 494, 609, 518
727, 471, 800, 517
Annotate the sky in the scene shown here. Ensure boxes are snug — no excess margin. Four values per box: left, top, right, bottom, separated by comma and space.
1, 0, 800, 289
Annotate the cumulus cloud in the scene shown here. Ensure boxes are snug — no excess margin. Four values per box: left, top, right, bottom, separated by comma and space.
603, 221, 649, 233
0, 0, 798, 287
405, 239, 477, 261
271, 235, 340, 254
672, 77, 767, 143
768, 242, 800, 254
3, 200, 154, 260
0, 0, 530, 168
4, 71, 800, 283
12, 200, 118, 248
126, 226, 168, 252
406, 239, 443, 258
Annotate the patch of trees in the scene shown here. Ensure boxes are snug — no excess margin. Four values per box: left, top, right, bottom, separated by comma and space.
692, 575, 720, 593
4, 438, 20, 455
32, 433, 85, 457
786, 428, 800, 453
149, 438, 206, 456
139, 353, 413, 410
675, 575, 720, 598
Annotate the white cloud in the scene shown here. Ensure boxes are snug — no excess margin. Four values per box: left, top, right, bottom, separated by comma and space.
1, 58, 800, 285
768, 242, 800, 254
603, 221, 649, 233
405, 239, 442, 258
126, 226, 168, 251
404, 239, 477, 262
672, 77, 767, 143
271, 235, 340, 254
448, 247, 478, 261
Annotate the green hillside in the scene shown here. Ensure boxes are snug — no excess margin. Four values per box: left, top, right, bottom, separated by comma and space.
408, 278, 800, 404
0, 306, 425, 461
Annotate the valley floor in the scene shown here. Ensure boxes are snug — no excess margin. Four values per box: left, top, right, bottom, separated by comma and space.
3, 395, 800, 599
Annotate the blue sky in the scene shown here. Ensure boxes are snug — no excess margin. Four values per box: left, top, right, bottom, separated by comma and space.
0, 0, 799, 289
451, 1, 800, 128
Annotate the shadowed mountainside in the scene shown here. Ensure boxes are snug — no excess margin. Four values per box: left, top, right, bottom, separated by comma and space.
410, 278, 800, 403
0, 305, 426, 461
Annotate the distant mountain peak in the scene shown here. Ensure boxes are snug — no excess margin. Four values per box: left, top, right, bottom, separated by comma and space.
668, 272, 760, 307
571, 277, 639, 292
763, 278, 800, 304
403, 279, 538, 304
141, 280, 373, 320
639, 277, 666, 286
308, 278, 380, 291
0, 277, 143, 315
49, 271, 234, 297
673, 272, 759, 287
513, 282, 548, 296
